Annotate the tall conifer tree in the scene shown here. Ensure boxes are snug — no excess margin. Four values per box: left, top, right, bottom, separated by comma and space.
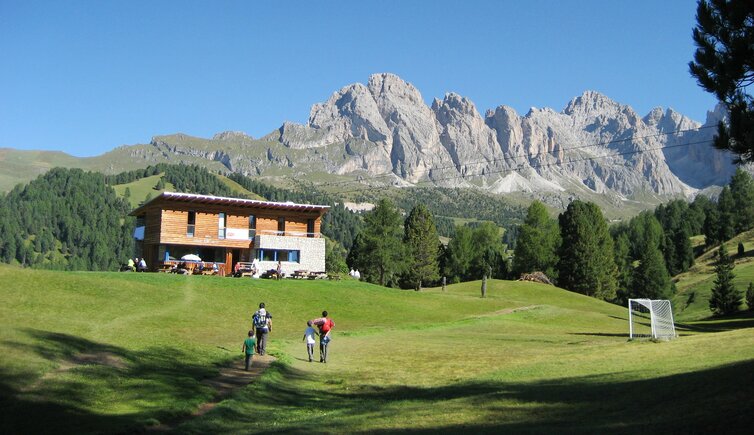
689, 0, 754, 161
351, 199, 405, 287
557, 201, 618, 301
402, 204, 440, 291
513, 201, 560, 280
709, 243, 741, 315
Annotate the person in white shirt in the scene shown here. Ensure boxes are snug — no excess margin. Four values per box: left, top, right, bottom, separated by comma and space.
302, 320, 318, 362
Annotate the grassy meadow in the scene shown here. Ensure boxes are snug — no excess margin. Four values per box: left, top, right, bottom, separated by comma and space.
1, 264, 753, 434
673, 230, 754, 321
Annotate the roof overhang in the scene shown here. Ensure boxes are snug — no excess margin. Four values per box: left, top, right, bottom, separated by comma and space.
129, 191, 330, 216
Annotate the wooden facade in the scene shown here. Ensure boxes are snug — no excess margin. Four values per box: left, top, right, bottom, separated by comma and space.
130, 192, 328, 275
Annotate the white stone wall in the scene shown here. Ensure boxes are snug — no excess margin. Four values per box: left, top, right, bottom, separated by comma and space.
254, 234, 326, 275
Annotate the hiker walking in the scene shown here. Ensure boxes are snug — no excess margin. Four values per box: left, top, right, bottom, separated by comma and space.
252, 303, 272, 356
311, 310, 334, 363
241, 330, 256, 370
302, 320, 318, 362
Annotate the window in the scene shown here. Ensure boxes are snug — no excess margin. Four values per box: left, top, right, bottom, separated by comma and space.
307, 219, 315, 238
256, 249, 300, 263
249, 215, 256, 239
277, 217, 285, 235
218, 212, 226, 239
187, 211, 196, 237
258, 249, 276, 262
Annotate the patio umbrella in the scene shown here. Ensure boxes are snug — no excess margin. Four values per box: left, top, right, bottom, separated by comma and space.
180, 254, 202, 262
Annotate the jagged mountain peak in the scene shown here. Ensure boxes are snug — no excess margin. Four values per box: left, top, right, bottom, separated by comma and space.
367, 73, 424, 105
260, 73, 731, 198
643, 107, 701, 132
433, 92, 483, 120
212, 131, 253, 141
562, 90, 631, 118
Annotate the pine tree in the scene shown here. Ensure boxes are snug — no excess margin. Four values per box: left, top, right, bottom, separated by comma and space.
746, 282, 754, 311
728, 168, 754, 232
709, 244, 742, 315
402, 204, 440, 291
444, 225, 474, 283
325, 238, 349, 275
631, 245, 673, 300
557, 201, 618, 301
469, 222, 506, 280
689, 0, 754, 162
612, 228, 633, 305
350, 199, 405, 287
717, 186, 736, 242
513, 201, 560, 280
703, 206, 721, 247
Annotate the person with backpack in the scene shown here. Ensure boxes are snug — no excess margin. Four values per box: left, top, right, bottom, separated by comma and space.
252, 302, 272, 355
311, 310, 334, 363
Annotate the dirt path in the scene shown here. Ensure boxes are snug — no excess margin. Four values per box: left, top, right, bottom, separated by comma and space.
147, 354, 275, 432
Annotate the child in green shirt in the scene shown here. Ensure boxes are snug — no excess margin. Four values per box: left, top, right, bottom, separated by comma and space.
242, 330, 256, 371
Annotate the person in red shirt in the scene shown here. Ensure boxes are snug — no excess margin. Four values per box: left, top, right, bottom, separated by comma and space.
311, 310, 335, 363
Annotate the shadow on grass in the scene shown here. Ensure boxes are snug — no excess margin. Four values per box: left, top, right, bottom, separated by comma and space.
677, 310, 754, 333
179, 358, 754, 434
1, 329, 223, 434
568, 332, 628, 338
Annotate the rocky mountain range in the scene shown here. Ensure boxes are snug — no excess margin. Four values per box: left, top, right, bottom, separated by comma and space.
274, 73, 734, 198
0, 73, 738, 204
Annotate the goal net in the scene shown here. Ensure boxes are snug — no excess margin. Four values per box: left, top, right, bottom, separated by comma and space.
628, 299, 676, 340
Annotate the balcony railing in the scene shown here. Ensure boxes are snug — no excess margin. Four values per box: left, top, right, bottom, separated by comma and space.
256, 229, 322, 238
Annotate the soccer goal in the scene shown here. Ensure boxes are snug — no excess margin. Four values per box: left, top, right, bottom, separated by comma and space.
628, 299, 676, 340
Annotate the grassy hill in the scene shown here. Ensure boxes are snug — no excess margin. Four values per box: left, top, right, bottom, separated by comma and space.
111, 172, 263, 208
1, 265, 752, 433
112, 174, 176, 208
673, 230, 754, 321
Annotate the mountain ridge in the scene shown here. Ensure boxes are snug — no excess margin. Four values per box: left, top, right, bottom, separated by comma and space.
0, 73, 738, 205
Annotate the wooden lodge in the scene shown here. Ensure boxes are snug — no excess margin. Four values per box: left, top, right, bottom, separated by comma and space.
129, 192, 329, 276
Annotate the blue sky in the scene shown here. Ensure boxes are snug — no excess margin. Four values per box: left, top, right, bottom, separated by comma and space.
0, 0, 716, 157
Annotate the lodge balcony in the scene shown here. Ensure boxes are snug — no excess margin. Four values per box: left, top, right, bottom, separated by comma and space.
132, 226, 321, 242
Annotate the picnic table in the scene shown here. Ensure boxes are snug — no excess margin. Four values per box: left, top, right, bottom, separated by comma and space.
291, 270, 310, 279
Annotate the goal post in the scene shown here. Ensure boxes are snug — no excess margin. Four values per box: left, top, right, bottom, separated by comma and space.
628, 299, 676, 340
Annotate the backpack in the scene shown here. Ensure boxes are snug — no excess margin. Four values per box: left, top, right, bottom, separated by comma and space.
253, 310, 268, 329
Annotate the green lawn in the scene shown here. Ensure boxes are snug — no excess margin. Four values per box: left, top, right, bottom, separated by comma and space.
112, 174, 175, 208
1, 265, 752, 433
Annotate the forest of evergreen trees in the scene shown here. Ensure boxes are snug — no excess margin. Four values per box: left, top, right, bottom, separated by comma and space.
509, 169, 754, 306
0, 164, 366, 271
0, 168, 134, 270
3, 160, 754, 305
346, 168, 754, 306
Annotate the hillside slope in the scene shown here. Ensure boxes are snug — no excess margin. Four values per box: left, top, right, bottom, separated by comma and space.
673, 230, 754, 321
1, 266, 752, 433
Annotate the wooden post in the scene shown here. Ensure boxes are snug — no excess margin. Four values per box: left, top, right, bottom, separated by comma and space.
481, 274, 487, 298
442, 276, 446, 292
